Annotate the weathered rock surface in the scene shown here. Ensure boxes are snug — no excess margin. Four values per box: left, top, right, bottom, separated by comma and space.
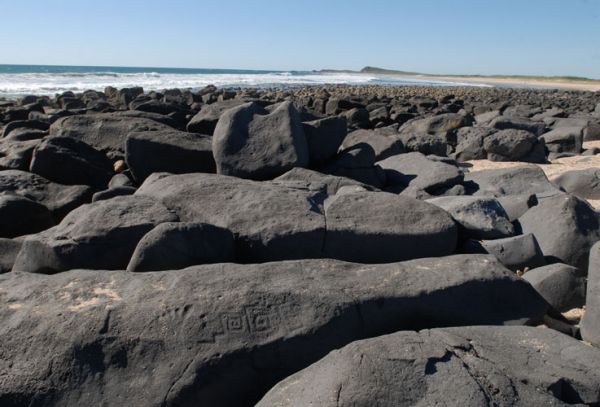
302, 116, 347, 166
340, 128, 404, 161
0, 170, 92, 221
464, 166, 560, 197
519, 194, 600, 272
12, 195, 178, 273
0, 255, 547, 406
324, 190, 457, 262
257, 326, 600, 406
29, 136, 113, 189
127, 222, 235, 272
523, 263, 586, 312
463, 233, 545, 271
125, 130, 215, 182
186, 99, 245, 134
49, 113, 172, 157
0, 194, 54, 238
483, 129, 546, 163
212, 101, 309, 180
552, 168, 600, 200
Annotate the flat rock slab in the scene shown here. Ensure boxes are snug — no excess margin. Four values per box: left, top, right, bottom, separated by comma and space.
552, 168, 600, 200
49, 113, 173, 157
0, 255, 547, 406
464, 166, 560, 197
257, 326, 600, 406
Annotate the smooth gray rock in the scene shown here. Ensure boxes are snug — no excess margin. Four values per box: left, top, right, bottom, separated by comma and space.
0, 137, 40, 170
127, 222, 235, 272
488, 116, 546, 136
186, 99, 245, 134
541, 126, 584, 156
0, 170, 92, 221
340, 128, 404, 161
125, 130, 215, 182
427, 196, 514, 240
496, 194, 538, 221
523, 263, 586, 312
29, 136, 114, 189
377, 152, 463, 192
324, 190, 457, 262
463, 233, 545, 271
0, 255, 548, 406
483, 129, 546, 163
0, 194, 54, 238
519, 194, 600, 272
257, 326, 600, 407
399, 113, 468, 136
452, 126, 496, 161
49, 113, 172, 157
136, 172, 326, 262
212, 101, 309, 180
582, 241, 600, 346
552, 168, 600, 200
464, 166, 560, 197
12, 195, 178, 273
302, 116, 347, 166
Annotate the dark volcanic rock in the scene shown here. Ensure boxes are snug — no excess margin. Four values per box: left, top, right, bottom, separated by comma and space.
541, 126, 584, 157
0, 255, 547, 406
377, 152, 463, 193
0, 194, 54, 238
464, 166, 560, 197
212, 101, 309, 180
0, 170, 92, 221
302, 116, 347, 167
12, 195, 178, 273
519, 194, 600, 272
452, 126, 496, 161
324, 190, 457, 262
273, 167, 376, 197
0, 237, 22, 273
489, 116, 546, 136
257, 326, 600, 407
49, 113, 172, 158
523, 263, 586, 312
0, 137, 40, 170
483, 129, 546, 163
127, 222, 235, 272
136, 173, 326, 262
29, 136, 114, 189
340, 128, 404, 161
427, 196, 514, 240
552, 168, 600, 200
582, 241, 600, 346
463, 233, 546, 271
125, 130, 215, 183
186, 99, 245, 135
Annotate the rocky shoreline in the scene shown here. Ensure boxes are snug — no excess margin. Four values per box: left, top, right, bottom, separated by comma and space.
2, 84, 600, 405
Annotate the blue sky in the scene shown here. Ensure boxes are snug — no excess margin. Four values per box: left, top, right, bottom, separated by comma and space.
2, 0, 600, 78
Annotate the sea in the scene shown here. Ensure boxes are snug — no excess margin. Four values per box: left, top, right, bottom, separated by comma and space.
0, 64, 494, 98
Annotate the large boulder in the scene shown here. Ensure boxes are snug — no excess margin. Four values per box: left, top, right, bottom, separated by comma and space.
127, 222, 235, 272
463, 233, 545, 271
125, 130, 215, 183
427, 196, 514, 240
519, 194, 600, 272
582, 241, 600, 346
340, 128, 404, 161
212, 101, 309, 180
0, 170, 92, 221
482, 129, 546, 163
523, 263, 586, 312
186, 99, 245, 135
0, 137, 40, 170
541, 126, 584, 157
302, 116, 347, 167
464, 166, 560, 197
488, 116, 546, 136
399, 113, 468, 136
377, 152, 463, 193
324, 190, 457, 262
136, 173, 326, 262
552, 168, 600, 200
0, 255, 547, 406
257, 326, 600, 406
12, 195, 178, 273
29, 136, 114, 189
0, 194, 54, 238
49, 113, 172, 158
452, 126, 496, 161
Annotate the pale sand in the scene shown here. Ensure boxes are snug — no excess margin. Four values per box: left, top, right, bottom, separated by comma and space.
465, 141, 600, 209
418, 75, 600, 92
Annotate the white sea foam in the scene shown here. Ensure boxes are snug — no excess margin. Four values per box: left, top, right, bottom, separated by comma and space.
0, 71, 492, 97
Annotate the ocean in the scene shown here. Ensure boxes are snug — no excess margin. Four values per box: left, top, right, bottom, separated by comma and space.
0, 64, 493, 97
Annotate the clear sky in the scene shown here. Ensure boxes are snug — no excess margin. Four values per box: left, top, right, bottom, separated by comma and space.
1, 0, 600, 78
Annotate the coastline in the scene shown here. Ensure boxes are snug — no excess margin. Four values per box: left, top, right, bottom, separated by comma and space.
424, 74, 600, 92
